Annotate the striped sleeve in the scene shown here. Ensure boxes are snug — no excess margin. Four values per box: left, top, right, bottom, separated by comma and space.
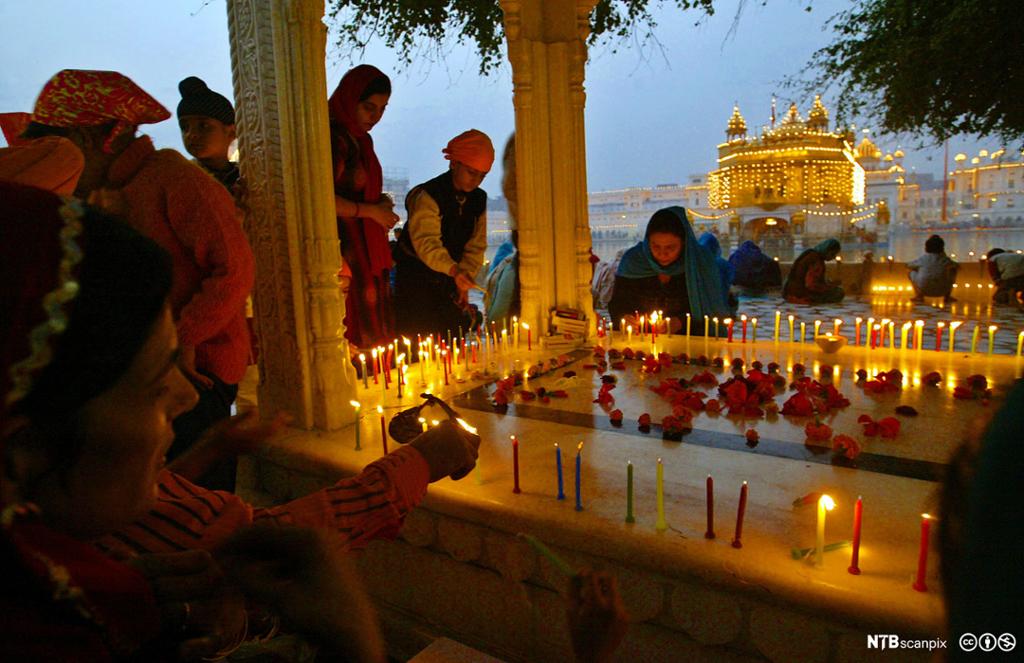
96, 446, 431, 559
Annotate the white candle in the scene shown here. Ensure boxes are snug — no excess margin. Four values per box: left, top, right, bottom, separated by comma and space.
816, 494, 835, 566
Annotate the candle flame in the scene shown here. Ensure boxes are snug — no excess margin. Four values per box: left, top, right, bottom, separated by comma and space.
922, 513, 932, 520
350, 400, 360, 408
741, 314, 747, 321
950, 321, 963, 331
855, 317, 863, 323
819, 494, 836, 511
521, 322, 530, 330
431, 419, 440, 427
576, 441, 584, 453
510, 435, 517, 442
455, 418, 478, 434
788, 315, 794, 322
372, 348, 378, 357
989, 325, 998, 332
376, 405, 383, 414
359, 353, 365, 361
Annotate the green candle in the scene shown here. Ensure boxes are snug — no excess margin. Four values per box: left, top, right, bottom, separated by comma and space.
626, 461, 635, 523
655, 458, 667, 531
970, 324, 980, 354
988, 325, 998, 354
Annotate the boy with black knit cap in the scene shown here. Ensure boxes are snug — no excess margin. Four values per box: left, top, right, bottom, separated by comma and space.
177, 76, 239, 190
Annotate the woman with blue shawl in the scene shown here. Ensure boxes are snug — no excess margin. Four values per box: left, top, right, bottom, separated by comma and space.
608, 207, 731, 335
698, 232, 738, 314
783, 238, 845, 304
729, 240, 782, 292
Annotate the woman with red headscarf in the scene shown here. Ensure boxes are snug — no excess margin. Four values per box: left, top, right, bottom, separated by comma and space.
328, 65, 400, 351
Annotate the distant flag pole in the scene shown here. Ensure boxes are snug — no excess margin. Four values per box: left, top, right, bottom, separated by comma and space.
770, 95, 776, 129
941, 139, 949, 223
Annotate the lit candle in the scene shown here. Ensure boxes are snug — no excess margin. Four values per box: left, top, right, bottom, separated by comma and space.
713, 317, 719, 338
442, 349, 449, 385
511, 435, 521, 494
575, 442, 583, 512
971, 324, 981, 354
788, 315, 795, 343
418, 417, 427, 433
512, 316, 519, 347
358, 353, 368, 389
848, 496, 863, 575
900, 322, 912, 350
403, 337, 412, 368
627, 324, 633, 344
725, 318, 734, 343
935, 322, 945, 351
914, 320, 924, 350
855, 317, 863, 346
833, 318, 842, 337
731, 481, 748, 549
1017, 331, 1024, 357
400, 365, 408, 397
814, 319, 822, 339
740, 314, 748, 343
639, 314, 646, 334
889, 321, 896, 349
501, 328, 508, 353
555, 444, 564, 500
799, 322, 806, 345
866, 317, 875, 348
626, 461, 635, 524
350, 401, 361, 450
655, 458, 666, 531
912, 514, 932, 592
377, 405, 388, 455
949, 320, 962, 352
620, 318, 626, 341
686, 313, 691, 338
371, 348, 379, 384
988, 325, 998, 355
704, 315, 710, 337
665, 316, 671, 337
774, 310, 781, 342
750, 317, 757, 343
524, 322, 532, 352
705, 475, 715, 539
815, 494, 836, 566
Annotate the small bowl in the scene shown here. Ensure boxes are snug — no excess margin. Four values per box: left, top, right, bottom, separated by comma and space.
815, 334, 847, 354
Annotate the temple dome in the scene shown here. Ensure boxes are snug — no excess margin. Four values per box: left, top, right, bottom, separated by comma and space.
806, 95, 829, 131
780, 103, 804, 126
726, 104, 747, 140
856, 136, 882, 160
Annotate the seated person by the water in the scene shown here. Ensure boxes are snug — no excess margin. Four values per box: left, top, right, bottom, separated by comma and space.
697, 231, 737, 313
783, 239, 845, 305
728, 239, 782, 293
394, 129, 493, 338
907, 234, 958, 302
607, 206, 731, 334
986, 248, 1024, 305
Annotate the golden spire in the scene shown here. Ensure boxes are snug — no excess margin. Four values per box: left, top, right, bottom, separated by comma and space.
856, 136, 882, 161
781, 102, 804, 126
726, 104, 747, 139
807, 95, 829, 131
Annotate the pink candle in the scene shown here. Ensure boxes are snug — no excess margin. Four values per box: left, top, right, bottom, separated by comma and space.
912, 514, 932, 592
848, 496, 863, 575
511, 435, 521, 494
704, 475, 715, 539
731, 481, 748, 549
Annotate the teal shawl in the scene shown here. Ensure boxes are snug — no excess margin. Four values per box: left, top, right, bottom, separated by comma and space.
616, 206, 730, 330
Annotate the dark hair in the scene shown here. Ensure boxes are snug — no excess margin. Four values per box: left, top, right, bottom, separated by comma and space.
14, 208, 172, 450
987, 248, 1006, 260
925, 234, 945, 254
360, 75, 392, 102
19, 121, 71, 140
645, 208, 687, 240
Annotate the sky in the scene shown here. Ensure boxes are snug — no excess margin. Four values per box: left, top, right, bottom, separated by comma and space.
0, 0, 995, 192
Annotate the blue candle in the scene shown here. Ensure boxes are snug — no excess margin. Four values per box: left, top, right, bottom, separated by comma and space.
575, 442, 583, 511
555, 444, 565, 500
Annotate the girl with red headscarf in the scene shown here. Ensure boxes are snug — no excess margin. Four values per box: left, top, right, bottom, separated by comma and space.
328, 65, 400, 351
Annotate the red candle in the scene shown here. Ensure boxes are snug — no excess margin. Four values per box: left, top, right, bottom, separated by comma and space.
511, 435, 521, 494
727, 320, 735, 343
912, 514, 932, 592
855, 320, 862, 347
378, 406, 388, 455
527, 326, 532, 351
741, 317, 748, 343
704, 475, 715, 539
848, 496, 863, 575
442, 350, 449, 385
935, 324, 945, 352
731, 481, 748, 549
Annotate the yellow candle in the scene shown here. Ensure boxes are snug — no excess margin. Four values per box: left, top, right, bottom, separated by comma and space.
774, 310, 781, 342
418, 417, 427, 432
915, 320, 924, 350
788, 315, 795, 343
971, 324, 981, 354
656, 458, 667, 531
799, 322, 806, 344
866, 317, 875, 347
686, 313, 691, 337
816, 494, 836, 566
704, 315, 710, 336
751, 317, 758, 343
1017, 331, 1023, 356
949, 321, 962, 352
900, 322, 912, 350
889, 322, 895, 349
627, 325, 633, 343
814, 320, 822, 339
988, 325, 998, 354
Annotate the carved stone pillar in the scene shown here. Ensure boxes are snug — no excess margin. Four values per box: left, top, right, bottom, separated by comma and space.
227, 0, 355, 430
502, 0, 598, 336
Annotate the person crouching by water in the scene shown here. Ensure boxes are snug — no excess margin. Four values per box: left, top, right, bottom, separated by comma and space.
907, 234, 958, 303
394, 129, 493, 338
608, 207, 731, 335
783, 238, 845, 304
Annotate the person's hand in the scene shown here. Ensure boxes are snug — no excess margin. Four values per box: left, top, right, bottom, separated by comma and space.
365, 202, 400, 231
217, 525, 386, 663
178, 345, 214, 390
453, 270, 476, 293
128, 550, 247, 661
566, 569, 629, 663
409, 419, 480, 481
